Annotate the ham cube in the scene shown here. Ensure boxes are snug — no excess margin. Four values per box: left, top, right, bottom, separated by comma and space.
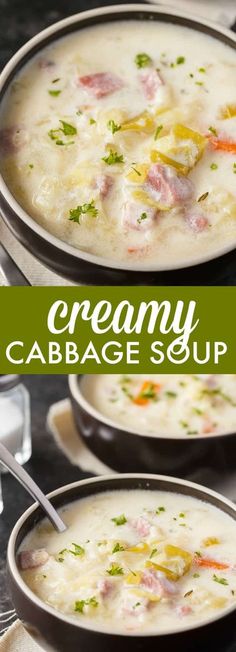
18, 549, 49, 570
131, 516, 151, 536
140, 69, 163, 102
0, 126, 26, 156
146, 164, 194, 208
79, 72, 123, 99
185, 210, 209, 232
93, 174, 113, 198
141, 569, 177, 597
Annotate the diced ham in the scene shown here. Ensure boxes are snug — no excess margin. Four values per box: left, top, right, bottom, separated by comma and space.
122, 202, 157, 232
146, 164, 194, 208
18, 549, 49, 570
93, 174, 113, 198
97, 579, 114, 598
176, 604, 193, 617
131, 516, 151, 537
141, 569, 178, 597
140, 69, 163, 101
185, 210, 209, 233
202, 419, 216, 434
0, 126, 26, 156
79, 72, 124, 99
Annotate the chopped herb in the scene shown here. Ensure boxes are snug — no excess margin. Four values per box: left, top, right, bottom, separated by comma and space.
201, 388, 236, 407
165, 391, 177, 398
195, 81, 204, 86
112, 514, 127, 526
60, 120, 77, 136
210, 163, 218, 171
76, 110, 83, 116
213, 575, 228, 586
74, 596, 98, 613
184, 590, 193, 597
42, 575, 47, 579
106, 564, 124, 576
195, 551, 202, 558
134, 602, 141, 608
179, 523, 186, 527
187, 430, 198, 436
176, 56, 185, 65
193, 407, 203, 415
48, 89, 61, 96
28, 163, 34, 169
102, 150, 124, 165
69, 200, 98, 224
208, 126, 218, 137
135, 52, 152, 68
154, 125, 163, 140
52, 77, 60, 83
179, 513, 185, 518
150, 548, 158, 559
193, 573, 200, 578
137, 211, 148, 224
108, 119, 121, 134
131, 166, 142, 176
112, 542, 125, 553
198, 192, 209, 202
70, 543, 85, 556
199, 67, 206, 73
89, 118, 96, 125
180, 420, 189, 429
189, 73, 194, 78
233, 163, 236, 174
156, 506, 165, 515
232, 590, 235, 595
139, 382, 159, 400
179, 381, 186, 387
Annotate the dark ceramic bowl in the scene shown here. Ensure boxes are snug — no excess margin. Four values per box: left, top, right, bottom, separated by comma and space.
7, 474, 236, 652
1, 4, 236, 285
69, 374, 236, 477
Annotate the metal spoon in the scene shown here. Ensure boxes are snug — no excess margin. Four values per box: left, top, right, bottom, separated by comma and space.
0, 442, 66, 532
0, 243, 30, 286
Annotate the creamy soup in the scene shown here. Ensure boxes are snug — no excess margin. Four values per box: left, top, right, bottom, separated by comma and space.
19, 489, 236, 633
81, 374, 236, 437
1, 21, 236, 267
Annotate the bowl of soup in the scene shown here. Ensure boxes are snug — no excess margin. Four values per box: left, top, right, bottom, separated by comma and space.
69, 374, 236, 475
0, 5, 236, 285
7, 474, 236, 652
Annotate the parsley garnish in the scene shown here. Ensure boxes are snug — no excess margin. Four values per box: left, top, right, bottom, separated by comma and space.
28, 164, 34, 169
179, 512, 185, 518
102, 150, 124, 165
135, 52, 152, 68
48, 89, 61, 97
69, 200, 98, 224
111, 514, 127, 526
187, 430, 198, 436
60, 120, 77, 136
154, 125, 163, 140
89, 118, 96, 125
199, 67, 206, 73
106, 564, 124, 576
150, 548, 158, 559
193, 573, 200, 578
198, 192, 209, 202
108, 119, 121, 134
184, 590, 193, 597
75, 596, 98, 613
165, 391, 177, 398
156, 506, 165, 515
210, 163, 218, 171
233, 163, 236, 174
131, 166, 142, 176
48, 120, 77, 146
70, 543, 85, 556
176, 56, 185, 65
137, 212, 148, 224
213, 575, 228, 586
52, 77, 60, 83
112, 542, 125, 553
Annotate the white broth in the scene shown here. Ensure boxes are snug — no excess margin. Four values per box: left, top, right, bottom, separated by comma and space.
1, 21, 236, 267
19, 489, 236, 634
81, 374, 236, 437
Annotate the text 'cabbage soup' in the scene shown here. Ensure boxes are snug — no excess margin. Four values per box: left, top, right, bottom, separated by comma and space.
1, 21, 236, 267
19, 490, 236, 634
81, 374, 236, 437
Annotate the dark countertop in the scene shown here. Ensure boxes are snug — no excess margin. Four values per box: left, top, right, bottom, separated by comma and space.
0, 375, 91, 620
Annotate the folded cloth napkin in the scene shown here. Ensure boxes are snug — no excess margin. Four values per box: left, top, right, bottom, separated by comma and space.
47, 398, 236, 501
0, 620, 39, 651
148, 0, 236, 27
0, 220, 73, 286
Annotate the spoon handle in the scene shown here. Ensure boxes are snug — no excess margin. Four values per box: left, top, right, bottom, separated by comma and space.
0, 443, 66, 533
0, 243, 30, 286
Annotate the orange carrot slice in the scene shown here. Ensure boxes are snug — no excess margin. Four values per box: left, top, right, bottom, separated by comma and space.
209, 137, 236, 153
194, 556, 230, 570
133, 381, 161, 406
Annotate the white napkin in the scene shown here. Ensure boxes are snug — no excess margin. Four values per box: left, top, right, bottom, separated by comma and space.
148, 0, 236, 27
0, 620, 39, 652
0, 219, 72, 286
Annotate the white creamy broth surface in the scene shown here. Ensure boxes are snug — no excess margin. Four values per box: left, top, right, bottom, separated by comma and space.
82, 374, 236, 437
1, 21, 236, 266
19, 489, 236, 633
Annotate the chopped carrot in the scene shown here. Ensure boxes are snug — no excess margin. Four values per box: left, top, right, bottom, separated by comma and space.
208, 137, 236, 154
133, 381, 161, 406
194, 556, 230, 570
